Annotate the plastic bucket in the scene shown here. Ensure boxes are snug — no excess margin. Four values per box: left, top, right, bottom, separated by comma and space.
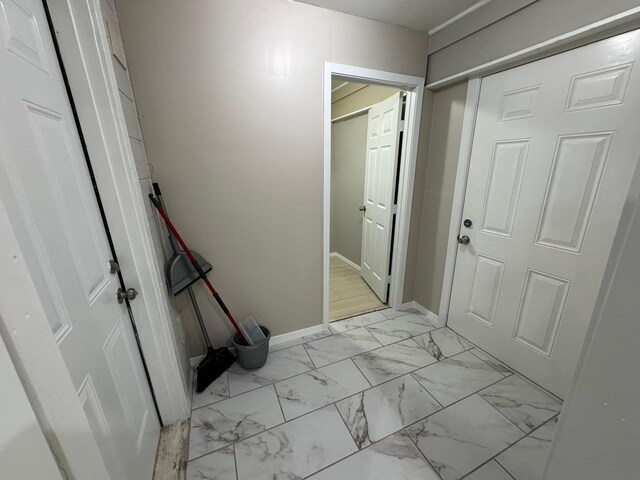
232, 326, 271, 370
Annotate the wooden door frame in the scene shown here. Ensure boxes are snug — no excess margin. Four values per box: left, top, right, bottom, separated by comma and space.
323, 62, 425, 329
0, 0, 191, 476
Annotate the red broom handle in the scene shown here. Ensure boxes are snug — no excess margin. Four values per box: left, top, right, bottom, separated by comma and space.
149, 195, 250, 345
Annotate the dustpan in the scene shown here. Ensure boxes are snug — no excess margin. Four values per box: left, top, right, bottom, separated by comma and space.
165, 251, 213, 296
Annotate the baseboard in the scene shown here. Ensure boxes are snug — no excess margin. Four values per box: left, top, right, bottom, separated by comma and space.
330, 251, 361, 271
270, 324, 326, 347
189, 324, 325, 367
400, 301, 444, 328
189, 354, 205, 368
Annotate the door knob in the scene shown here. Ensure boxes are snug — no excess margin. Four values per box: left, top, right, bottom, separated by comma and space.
116, 287, 138, 304
457, 235, 470, 245
359, 205, 366, 212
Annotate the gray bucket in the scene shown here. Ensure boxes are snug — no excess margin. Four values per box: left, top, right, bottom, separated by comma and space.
232, 326, 271, 370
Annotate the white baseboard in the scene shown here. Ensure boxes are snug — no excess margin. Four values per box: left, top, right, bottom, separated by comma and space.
189, 324, 326, 368
330, 251, 361, 271
270, 324, 326, 347
399, 301, 444, 328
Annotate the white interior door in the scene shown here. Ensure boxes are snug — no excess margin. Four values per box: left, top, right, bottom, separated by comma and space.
449, 30, 640, 398
0, 0, 160, 478
360, 92, 402, 301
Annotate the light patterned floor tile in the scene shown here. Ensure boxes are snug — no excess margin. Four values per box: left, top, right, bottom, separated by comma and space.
234, 405, 357, 480
227, 344, 314, 396
186, 446, 235, 480
411, 350, 505, 406
479, 376, 562, 432
413, 328, 473, 360
275, 359, 370, 420
497, 417, 558, 480
352, 339, 437, 385
336, 374, 441, 449
307, 431, 440, 480
329, 310, 388, 333
304, 327, 382, 367
406, 394, 524, 480
192, 371, 229, 410
366, 314, 436, 345
189, 385, 284, 460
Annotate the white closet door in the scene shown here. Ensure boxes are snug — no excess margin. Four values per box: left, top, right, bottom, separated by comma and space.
0, 0, 160, 477
449, 30, 640, 397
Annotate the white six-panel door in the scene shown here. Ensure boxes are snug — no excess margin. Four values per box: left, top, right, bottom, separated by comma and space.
360, 92, 402, 301
449, 30, 640, 398
0, 0, 160, 477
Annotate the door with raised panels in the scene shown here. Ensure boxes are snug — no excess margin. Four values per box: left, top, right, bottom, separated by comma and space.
0, 0, 160, 477
449, 30, 640, 398
360, 92, 402, 301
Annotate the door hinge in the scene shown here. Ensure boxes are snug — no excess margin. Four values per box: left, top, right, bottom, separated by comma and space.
386, 274, 392, 285
399, 120, 405, 132
391, 204, 398, 215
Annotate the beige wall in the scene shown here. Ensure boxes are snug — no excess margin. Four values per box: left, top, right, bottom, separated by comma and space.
330, 115, 367, 265
100, 0, 191, 393
116, 0, 428, 353
411, 82, 468, 313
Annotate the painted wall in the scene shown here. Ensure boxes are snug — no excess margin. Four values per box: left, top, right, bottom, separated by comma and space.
411, 82, 468, 314
116, 0, 428, 352
330, 114, 367, 265
100, 0, 191, 396
544, 168, 640, 479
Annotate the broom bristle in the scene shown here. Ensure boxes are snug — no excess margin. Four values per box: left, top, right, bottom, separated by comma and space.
196, 347, 235, 393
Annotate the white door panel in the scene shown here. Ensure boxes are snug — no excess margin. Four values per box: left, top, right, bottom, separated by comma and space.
449, 30, 640, 398
0, 0, 159, 477
360, 93, 401, 301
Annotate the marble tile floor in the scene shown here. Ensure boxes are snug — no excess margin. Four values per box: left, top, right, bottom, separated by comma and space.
187, 307, 562, 480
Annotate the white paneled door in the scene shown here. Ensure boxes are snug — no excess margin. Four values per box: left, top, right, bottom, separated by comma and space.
449, 30, 640, 398
360, 92, 402, 301
0, 0, 160, 478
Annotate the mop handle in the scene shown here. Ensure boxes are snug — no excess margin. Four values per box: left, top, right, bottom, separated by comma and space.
149, 194, 249, 345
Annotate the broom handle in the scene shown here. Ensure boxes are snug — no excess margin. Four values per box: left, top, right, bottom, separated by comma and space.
149, 194, 250, 345
187, 286, 213, 349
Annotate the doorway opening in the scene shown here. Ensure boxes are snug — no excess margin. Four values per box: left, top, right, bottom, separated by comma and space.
329, 80, 406, 321
323, 64, 425, 329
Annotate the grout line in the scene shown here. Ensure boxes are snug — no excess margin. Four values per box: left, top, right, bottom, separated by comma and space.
232, 445, 239, 480
403, 427, 446, 480
347, 357, 373, 388
460, 413, 561, 480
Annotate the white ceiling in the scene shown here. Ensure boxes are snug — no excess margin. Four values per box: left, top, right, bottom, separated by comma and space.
294, 0, 487, 33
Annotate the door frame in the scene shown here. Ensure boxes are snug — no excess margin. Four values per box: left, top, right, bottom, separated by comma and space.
0, 0, 190, 474
438, 21, 640, 328
323, 62, 425, 328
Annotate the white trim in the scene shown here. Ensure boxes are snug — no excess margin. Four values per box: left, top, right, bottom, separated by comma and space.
426, 7, 640, 89
323, 62, 425, 331
331, 105, 371, 123
399, 301, 443, 328
428, 0, 493, 35
330, 251, 361, 272
269, 324, 326, 348
48, 0, 190, 423
437, 78, 482, 327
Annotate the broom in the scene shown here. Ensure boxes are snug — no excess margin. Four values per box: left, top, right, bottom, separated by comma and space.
150, 186, 243, 392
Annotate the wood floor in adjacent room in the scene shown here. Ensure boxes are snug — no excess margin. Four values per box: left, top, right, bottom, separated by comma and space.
329, 255, 385, 322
